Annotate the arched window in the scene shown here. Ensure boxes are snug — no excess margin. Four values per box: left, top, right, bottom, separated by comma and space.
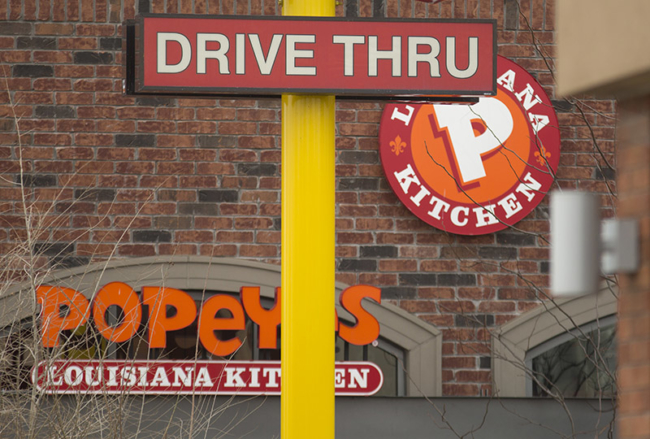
492, 286, 617, 397
526, 315, 616, 398
0, 256, 442, 396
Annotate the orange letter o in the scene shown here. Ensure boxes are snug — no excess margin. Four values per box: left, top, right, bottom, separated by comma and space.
93, 282, 142, 343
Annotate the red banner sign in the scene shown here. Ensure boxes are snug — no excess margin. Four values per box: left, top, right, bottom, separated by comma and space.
32, 360, 383, 396
129, 15, 496, 97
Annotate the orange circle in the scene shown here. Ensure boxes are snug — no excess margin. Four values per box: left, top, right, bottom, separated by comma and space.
410, 89, 531, 205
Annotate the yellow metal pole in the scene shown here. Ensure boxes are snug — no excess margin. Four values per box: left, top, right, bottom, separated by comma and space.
281, 0, 336, 438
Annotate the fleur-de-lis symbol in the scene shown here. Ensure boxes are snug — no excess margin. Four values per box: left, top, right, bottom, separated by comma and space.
390, 135, 407, 156
534, 146, 551, 166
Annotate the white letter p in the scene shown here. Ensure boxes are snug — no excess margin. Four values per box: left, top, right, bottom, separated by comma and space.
432, 98, 513, 184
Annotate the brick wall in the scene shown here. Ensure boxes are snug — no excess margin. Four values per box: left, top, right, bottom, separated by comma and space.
0, 0, 617, 396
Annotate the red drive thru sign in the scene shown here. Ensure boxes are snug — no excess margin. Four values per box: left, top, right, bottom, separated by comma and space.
33, 360, 383, 396
128, 15, 496, 97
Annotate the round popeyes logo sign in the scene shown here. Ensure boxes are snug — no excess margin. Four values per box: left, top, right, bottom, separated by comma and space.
379, 56, 560, 235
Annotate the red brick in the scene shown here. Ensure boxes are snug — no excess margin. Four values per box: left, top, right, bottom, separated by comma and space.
239, 136, 276, 149
76, 24, 115, 36
33, 51, 73, 63
378, 259, 417, 272
179, 176, 217, 187
339, 124, 378, 136
195, 108, 234, 120
96, 147, 134, 160
339, 205, 377, 217
157, 135, 195, 148
222, 176, 258, 188
220, 149, 257, 162
57, 119, 95, 132
55, 92, 93, 104
478, 301, 516, 312
97, 120, 135, 132
356, 218, 393, 230
376, 233, 414, 244
157, 162, 194, 174
457, 343, 491, 355
218, 121, 256, 135
13, 92, 53, 104
479, 274, 516, 287
138, 121, 176, 133
176, 231, 213, 242
73, 78, 113, 91
438, 301, 476, 313
17, 146, 54, 158
95, 92, 135, 105
18, 120, 56, 132
31, 135, 69, 148
116, 161, 154, 174
216, 231, 254, 243
151, 107, 194, 121
240, 245, 277, 257
113, 216, 151, 228
59, 174, 97, 187
76, 106, 115, 118
139, 176, 178, 188
195, 217, 233, 229
421, 260, 458, 272
117, 107, 155, 119
178, 121, 216, 134
400, 300, 437, 313
421, 315, 455, 326
358, 273, 397, 285
74, 133, 113, 146
419, 287, 455, 299
0, 51, 30, 62
97, 175, 137, 187
159, 244, 197, 255
56, 147, 95, 160
58, 38, 97, 49
337, 232, 373, 244
260, 177, 281, 189
234, 217, 273, 230
35, 23, 74, 34
179, 149, 217, 161
119, 244, 156, 256
222, 204, 259, 215
259, 123, 280, 135
199, 244, 238, 257
197, 163, 235, 174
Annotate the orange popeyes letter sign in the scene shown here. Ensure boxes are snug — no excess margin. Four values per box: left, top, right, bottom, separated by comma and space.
36, 283, 381, 355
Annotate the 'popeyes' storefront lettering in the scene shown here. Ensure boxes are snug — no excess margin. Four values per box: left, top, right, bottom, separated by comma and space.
33, 283, 383, 395
36, 283, 380, 353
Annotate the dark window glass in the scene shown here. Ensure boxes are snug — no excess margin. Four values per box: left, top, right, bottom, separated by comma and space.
531, 322, 616, 398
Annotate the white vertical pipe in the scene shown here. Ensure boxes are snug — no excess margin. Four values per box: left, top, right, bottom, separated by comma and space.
550, 191, 600, 297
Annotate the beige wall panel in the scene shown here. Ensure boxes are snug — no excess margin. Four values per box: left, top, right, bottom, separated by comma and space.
557, 0, 650, 98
